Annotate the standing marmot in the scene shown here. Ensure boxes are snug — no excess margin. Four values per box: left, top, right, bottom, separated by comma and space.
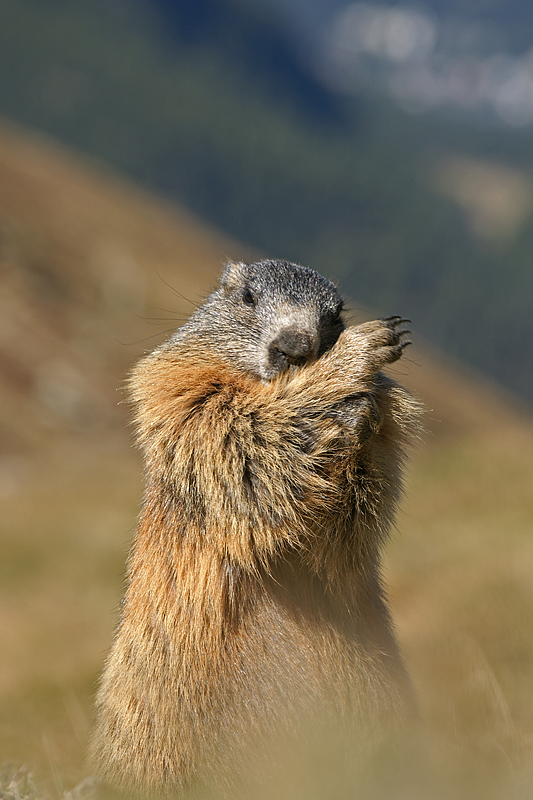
90, 259, 421, 797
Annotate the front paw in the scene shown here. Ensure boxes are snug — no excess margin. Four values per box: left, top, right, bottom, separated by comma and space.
328, 393, 382, 446
345, 316, 411, 373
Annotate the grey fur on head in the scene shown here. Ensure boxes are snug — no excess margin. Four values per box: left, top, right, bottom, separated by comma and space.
167, 260, 345, 380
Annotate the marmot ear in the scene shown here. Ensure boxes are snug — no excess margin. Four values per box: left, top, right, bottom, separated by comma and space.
219, 262, 246, 293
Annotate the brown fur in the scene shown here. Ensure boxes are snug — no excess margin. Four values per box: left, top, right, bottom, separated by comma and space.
90, 295, 422, 796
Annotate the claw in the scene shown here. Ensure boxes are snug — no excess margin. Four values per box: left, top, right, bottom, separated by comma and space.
382, 315, 411, 328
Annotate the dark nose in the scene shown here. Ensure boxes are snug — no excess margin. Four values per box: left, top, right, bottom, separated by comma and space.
270, 328, 318, 368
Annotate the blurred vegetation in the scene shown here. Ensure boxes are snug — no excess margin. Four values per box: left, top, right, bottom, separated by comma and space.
1, 2, 533, 797
0, 0, 532, 403
0, 122, 532, 799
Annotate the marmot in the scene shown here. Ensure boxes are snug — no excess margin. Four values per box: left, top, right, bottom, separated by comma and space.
90, 259, 422, 797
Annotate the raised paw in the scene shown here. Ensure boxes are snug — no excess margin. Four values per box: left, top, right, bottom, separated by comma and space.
342, 316, 412, 375
378, 316, 412, 364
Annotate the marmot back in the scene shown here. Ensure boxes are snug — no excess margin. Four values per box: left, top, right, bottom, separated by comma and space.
90, 259, 422, 797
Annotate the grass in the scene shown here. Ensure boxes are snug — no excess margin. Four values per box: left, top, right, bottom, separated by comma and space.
0, 123, 532, 798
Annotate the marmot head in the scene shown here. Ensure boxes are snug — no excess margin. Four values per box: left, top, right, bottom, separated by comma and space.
170, 260, 345, 381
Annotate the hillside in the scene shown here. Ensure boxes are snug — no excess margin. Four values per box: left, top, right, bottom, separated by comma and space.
0, 120, 244, 448
0, 126, 532, 798
2, 0, 533, 407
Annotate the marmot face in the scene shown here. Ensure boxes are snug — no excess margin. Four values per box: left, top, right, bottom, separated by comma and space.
172, 259, 345, 381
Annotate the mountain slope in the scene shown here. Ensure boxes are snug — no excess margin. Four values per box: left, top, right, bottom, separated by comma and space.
0, 119, 243, 451
1, 0, 533, 407
0, 126, 532, 797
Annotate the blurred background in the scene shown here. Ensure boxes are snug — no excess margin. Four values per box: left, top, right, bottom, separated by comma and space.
0, 1, 532, 797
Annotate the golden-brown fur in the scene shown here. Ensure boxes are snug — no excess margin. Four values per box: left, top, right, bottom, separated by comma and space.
90, 301, 422, 796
